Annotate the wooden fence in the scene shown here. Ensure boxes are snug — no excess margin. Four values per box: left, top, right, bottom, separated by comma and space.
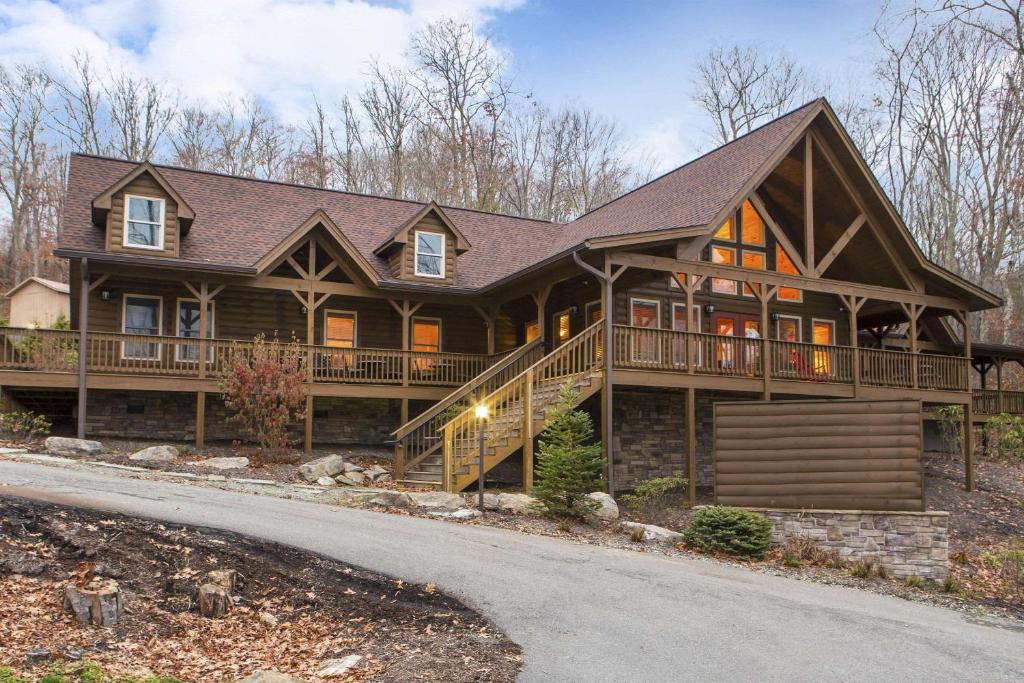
713, 399, 924, 512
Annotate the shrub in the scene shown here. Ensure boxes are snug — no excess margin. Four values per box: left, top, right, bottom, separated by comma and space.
0, 410, 51, 438
218, 333, 307, 462
619, 474, 688, 517
781, 536, 840, 568
942, 576, 960, 593
34, 662, 183, 683
849, 560, 875, 578
904, 574, 924, 588
532, 383, 604, 518
0, 667, 25, 683
983, 413, 1024, 460
682, 506, 772, 558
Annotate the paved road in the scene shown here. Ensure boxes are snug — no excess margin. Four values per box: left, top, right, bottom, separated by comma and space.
1, 461, 1022, 682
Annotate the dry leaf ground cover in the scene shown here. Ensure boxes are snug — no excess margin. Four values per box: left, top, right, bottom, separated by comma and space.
0, 497, 521, 682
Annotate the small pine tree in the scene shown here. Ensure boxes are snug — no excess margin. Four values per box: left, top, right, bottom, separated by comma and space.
532, 382, 604, 517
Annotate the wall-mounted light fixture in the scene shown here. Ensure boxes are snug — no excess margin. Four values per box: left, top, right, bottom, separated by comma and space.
703, 304, 715, 315
569, 304, 579, 315
301, 305, 308, 315
770, 312, 781, 322
99, 290, 112, 301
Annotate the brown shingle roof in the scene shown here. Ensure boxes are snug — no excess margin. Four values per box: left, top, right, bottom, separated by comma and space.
59, 100, 822, 292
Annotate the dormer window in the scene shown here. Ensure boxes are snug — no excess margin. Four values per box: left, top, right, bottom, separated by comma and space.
414, 231, 445, 278
124, 195, 165, 250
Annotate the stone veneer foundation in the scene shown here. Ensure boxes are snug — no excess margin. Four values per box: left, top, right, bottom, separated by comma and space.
83, 390, 401, 445
758, 508, 950, 581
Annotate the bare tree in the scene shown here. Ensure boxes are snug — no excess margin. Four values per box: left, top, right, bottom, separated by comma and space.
361, 61, 418, 198
104, 71, 175, 160
170, 106, 216, 170
693, 45, 810, 143
52, 52, 107, 156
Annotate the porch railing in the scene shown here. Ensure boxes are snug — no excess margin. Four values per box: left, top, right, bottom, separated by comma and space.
973, 388, 1024, 415
611, 325, 969, 392
0, 327, 501, 388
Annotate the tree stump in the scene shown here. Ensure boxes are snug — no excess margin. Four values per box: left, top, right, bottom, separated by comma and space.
62, 578, 124, 626
198, 583, 232, 618
206, 569, 238, 592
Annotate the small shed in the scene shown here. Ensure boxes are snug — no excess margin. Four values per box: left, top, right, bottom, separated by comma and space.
5, 277, 70, 328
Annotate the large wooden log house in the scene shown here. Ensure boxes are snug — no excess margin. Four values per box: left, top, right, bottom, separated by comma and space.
2, 99, 1008, 502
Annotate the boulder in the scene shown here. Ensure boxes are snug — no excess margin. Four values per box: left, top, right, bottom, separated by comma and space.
316, 476, 338, 487
236, 671, 306, 683
374, 473, 392, 483
1, 551, 46, 575
128, 445, 179, 463
586, 492, 619, 521
450, 508, 482, 519
341, 462, 364, 473
197, 456, 250, 470
621, 521, 684, 544
45, 437, 103, 457
363, 465, 389, 481
464, 492, 500, 510
298, 454, 346, 482
408, 491, 465, 511
497, 492, 539, 515
365, 491, 413, 508
339, 470, 367, 485
317, 655, 363, 678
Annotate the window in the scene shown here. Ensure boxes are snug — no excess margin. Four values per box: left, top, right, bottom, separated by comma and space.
123, 195, 165, 249
711, 246, 737, 295
740, 200, 765, 246
122, 294, 162, 360
585, 301, 602, 326
671, 302, 699, 366
741, 250, 766, 297
412, 318, 441, 353
812, 319, 835, 375
777, 315, 802, 343
414, 231, 445, 278
630, 298, 660, 363
176, 298, 214, 362
324, 311, 356, 348
776, 244, 802, 302
525, 320, 539, 342
714, 215, 735, 240
553, 310, 571, 346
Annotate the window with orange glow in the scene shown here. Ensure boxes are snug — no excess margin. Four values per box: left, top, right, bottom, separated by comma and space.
741, 200, 765, 246
741, 250, 765, 296
325, 311, 356, 348
812, 319, 835, 375
525, 320, 539, 342
776, 244, 802, 302
711, 246, 737, 294
555, 311, 571, 344
714, 216, 735, 240
412, 319, 441, 353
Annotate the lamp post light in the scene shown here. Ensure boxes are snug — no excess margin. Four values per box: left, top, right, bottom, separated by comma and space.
475, 403, 489, 513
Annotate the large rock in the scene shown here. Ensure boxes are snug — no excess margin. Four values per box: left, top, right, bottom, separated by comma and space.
1, 551, 45, 575
365, 491, 413, 508
129, 445, 179, 463
197, 456, 250, 470
464, 492, 500, 510
236, 671, 306, 683
298, 454, 346, 482
363, 465, 389, 481
621, 521, 684, 544
408, 491, 466, 512
316, 476, 338, 487
317, 655, 363, 678
45, 437, 103, 457
497, 492, 539, 514
336, 470, 367, 486
586, 492, 619, 521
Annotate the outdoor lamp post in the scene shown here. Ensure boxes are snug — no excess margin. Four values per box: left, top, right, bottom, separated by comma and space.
475, 404, 489, 513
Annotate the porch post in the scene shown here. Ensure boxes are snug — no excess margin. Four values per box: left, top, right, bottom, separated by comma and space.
196, 282, 209, 448
77, 258, 89, 439
964, 311, 974, 491
687, 386, 696, 507
522, 368, 535, 490
531, 285, 552, 344
996, 359, 1005, 413
304, 288, 315, 455
758, 284, 771, 399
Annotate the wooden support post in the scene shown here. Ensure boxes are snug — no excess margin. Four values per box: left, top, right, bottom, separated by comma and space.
842, 295, 864, 397
196, 391, 206, 448
996, 359, 1004, 413
804, 135, 815, 273
304, 394, 314, 456
475, 305, 500, 355
758, 285, 772, 399
531, 285, 552, 345
77, 258, 89, 439
687, 387, 696, 507
522, 368, 534, 490
963, 311, 974, 491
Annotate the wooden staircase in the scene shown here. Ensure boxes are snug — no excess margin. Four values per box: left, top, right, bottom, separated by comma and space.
393, 339, 544, 486
441, 320, 604, 492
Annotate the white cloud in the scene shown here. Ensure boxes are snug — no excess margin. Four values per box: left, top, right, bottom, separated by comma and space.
0, 0, 524, 121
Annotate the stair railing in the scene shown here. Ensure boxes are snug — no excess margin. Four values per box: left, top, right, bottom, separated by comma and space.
441, 319, 604, 491
392, 340, 543, 479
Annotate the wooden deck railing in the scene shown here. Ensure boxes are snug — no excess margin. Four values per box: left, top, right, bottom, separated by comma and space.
611, 325, 969, 392
973, 389, 1024, 415
0, 327, 501, 388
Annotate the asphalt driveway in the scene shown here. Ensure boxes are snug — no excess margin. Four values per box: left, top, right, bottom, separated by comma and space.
1, 460, 1022, 682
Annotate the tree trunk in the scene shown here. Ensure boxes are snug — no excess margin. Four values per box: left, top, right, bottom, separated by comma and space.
63, 579, 124, 626
198, 583, 232, 618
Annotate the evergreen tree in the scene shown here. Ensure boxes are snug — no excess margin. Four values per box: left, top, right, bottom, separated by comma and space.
532, 383, 604, 517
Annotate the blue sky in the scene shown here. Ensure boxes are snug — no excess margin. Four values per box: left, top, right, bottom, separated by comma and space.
0, 0, 886, 168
